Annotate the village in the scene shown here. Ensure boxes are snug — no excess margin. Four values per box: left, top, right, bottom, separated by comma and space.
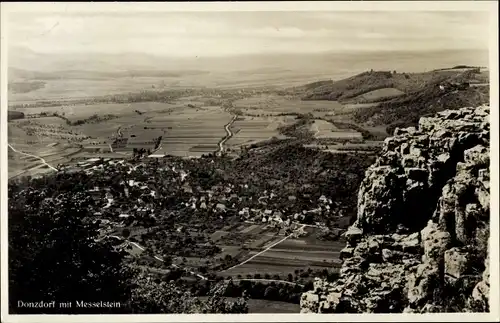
51, 151, 352, 278
61, 155, 333, 233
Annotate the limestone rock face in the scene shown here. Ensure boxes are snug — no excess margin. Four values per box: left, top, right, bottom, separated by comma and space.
301, 106, 490, 313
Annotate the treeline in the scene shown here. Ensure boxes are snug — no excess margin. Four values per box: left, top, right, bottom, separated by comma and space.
277, 113, 315, 140
152, 268, 340, 305
52, 112, 118, 126
7, 110, 25, 121
328, 120, 385, 141
223, 280, 307, 304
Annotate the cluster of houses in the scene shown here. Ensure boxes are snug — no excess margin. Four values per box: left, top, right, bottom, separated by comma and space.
62, 157, 330, 238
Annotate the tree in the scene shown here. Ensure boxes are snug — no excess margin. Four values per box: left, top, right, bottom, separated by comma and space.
264, 286, 278, 300
162, 255, 173, 267
131, 278, 248, 314
8, 188, 133, 314
122, 228, 131, 239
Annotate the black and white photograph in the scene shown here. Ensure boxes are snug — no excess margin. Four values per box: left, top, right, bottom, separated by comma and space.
1, 1, 498, 322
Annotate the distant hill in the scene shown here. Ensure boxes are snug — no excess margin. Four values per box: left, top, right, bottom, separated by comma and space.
295, 66, 489, 134
354, 80, 489, 133
297, 67, 483, 102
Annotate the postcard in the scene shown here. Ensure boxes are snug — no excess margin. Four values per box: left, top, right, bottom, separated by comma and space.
1, 1, 498, 322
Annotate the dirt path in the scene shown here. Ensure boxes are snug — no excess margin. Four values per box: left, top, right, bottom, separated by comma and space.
8, 143, 58, 172
217, 115, 237, 153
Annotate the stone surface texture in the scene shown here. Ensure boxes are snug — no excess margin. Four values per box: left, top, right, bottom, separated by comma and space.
301, 106, 490, 313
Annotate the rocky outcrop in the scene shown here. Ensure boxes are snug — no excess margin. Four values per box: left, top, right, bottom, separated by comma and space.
301, 106, 490, 313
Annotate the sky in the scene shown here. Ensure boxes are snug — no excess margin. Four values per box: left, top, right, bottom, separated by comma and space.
7, 10, 491, 58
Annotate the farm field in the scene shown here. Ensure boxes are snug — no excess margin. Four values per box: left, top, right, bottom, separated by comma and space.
7, 142, 80, 179
8, 77, 202, 103
120, 221, 345, 281
151, 106, 232, 156
221, 258, 341, 278
232, 94, 344, 117
13, 102, 180, 121
8, 103, 238, 158
226, 115, 294, 148
218, 223, 344, 277
8, 70, 338, 104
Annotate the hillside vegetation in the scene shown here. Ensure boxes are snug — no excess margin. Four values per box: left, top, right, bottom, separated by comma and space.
295, 67, 489, 134
354, 81, 489, 133
298, 68, 481, 102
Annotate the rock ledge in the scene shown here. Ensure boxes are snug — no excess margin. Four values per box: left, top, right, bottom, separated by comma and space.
301, 106, 490, 313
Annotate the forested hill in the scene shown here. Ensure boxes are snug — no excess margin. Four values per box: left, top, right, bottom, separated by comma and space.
288, 67, 489, 134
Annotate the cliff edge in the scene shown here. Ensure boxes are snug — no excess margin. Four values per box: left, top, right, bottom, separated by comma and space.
301, 105, 490, 313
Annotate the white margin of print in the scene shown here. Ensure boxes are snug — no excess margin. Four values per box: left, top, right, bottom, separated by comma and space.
1, 1, 498, 323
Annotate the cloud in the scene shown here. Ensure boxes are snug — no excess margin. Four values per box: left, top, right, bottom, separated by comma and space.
7, 11, 490, 57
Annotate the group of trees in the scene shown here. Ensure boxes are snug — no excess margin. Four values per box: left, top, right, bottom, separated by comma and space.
130, 275, 248, 314
8, 186, 133, 314
8, 174, 248, 314
222, 279, 309, 304
132, 147, 152, 158
277, 114, 315, 140
231, 142, 376, 225
51, 112, 118, 126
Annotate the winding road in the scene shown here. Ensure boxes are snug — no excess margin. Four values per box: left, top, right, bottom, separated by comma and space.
8, 143, 58, 172
217, 115, 237, 154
